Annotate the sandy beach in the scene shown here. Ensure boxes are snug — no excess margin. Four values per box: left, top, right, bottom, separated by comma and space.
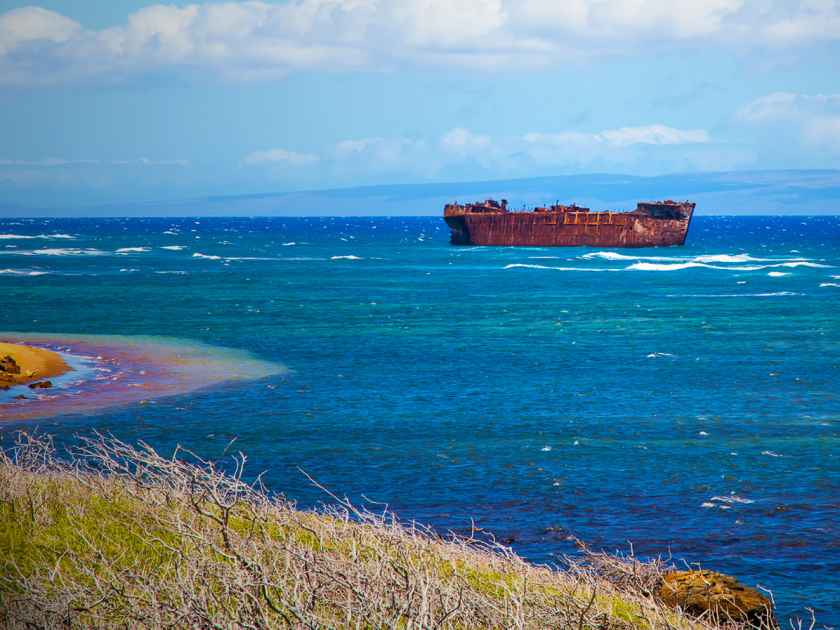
0, 342, 69, 389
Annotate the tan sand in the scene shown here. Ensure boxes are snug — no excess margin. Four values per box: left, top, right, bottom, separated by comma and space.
0, 342, 69, 388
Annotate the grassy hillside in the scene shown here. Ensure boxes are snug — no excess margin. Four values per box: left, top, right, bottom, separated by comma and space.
0, 431, 762, 629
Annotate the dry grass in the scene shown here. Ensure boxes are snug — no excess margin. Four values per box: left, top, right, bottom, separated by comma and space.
0, 431, 779, 629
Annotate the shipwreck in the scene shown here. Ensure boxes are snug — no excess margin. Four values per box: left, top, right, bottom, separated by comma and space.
443, 199, 695, 247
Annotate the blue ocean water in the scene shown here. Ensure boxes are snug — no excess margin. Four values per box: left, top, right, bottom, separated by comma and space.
1, 215, 838, 624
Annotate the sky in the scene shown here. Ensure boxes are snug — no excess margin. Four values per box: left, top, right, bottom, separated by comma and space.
0, 0, 839, 211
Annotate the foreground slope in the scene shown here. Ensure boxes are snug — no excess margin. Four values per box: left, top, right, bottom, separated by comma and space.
0, 432, 770, 629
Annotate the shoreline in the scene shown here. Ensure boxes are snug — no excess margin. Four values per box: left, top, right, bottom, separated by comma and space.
0, 342, 70, 390
0, 333, 285, 420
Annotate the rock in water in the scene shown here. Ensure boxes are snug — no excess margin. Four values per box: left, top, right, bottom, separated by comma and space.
659, 570, 775, 627
1, 355, 21, 375
28, 380, 53, 389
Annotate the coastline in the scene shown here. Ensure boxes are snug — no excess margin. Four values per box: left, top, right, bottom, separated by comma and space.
0, 342, 69, 389
0, 333, 285, 420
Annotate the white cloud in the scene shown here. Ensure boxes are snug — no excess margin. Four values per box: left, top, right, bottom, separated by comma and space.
738, 92, 840, 122
331, 136, 437, 178
524, 125, 710, 148
243, 148, 319, 166
515, 0, 744, 39
738, 92, 840, 155
762, 1, 840, 43
261, 124, 721, 181
1, 2, 838, 84
520, 125, 723, 172
0, 157, 189, 167
440, 128, 492, 154
0, 7, 78, 54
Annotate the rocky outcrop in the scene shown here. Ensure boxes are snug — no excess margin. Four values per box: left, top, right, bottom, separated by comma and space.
1, 355, 22, 389
1, 354, 21, 375
28, 380, 53, 389
659, 570, 776, 627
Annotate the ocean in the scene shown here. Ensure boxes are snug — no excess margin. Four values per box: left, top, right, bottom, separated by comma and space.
1, 215, 838, 624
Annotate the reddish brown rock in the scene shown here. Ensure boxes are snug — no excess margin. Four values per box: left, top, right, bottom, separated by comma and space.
1, 354, 21, 375
659, 570, 776, 627
28, 380, 53, 389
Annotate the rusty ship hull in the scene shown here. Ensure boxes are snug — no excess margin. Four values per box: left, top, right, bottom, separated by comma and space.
444, 200, 695, 248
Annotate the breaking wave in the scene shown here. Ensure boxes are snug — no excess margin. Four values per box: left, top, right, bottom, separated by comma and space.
626, 262, 718, 271
0, 268, 48, 276
626, 260, 829, 272
0, 233, 75, 240
582, 251, 676, 262
504, 263, 615, 272
667, 292, 802, 298
115, 247, 150, 254
8, 248, 108, 257
709, 495, 755, 505
694, 254, 776, 263
331, 255, 363, 261
582, 251, 785, 263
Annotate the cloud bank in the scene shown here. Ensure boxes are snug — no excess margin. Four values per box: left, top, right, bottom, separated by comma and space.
739, 92, 840, 154
243, 124, 726, 182
2, 1, 840, 84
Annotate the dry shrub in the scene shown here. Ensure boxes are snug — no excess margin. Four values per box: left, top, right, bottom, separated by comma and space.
0, 431, 803, 629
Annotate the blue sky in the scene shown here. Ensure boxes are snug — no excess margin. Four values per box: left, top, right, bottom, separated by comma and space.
1, 0, 839, 210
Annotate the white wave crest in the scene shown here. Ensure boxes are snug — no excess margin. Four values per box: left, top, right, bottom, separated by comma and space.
626, 260, 827, 272
582, 251, 648, 261
667, 292, 801, 298
0, 268, 48, 276
331, 255, 363, 261
694, 254, 771, 263
160, 245, 186, 251
115, 247, 150, 254
767, 271, 791, 277
626, 262, 719, 271
778, 261, 830, 268
819, 282, 840, 288
10, 248, 108, 256
0, 233, 75, 240
710, 495, 755, 505
584, 251, 820, 268
504, 263, 614, 272
582, 251, 787, 264
192, 252, 222, 260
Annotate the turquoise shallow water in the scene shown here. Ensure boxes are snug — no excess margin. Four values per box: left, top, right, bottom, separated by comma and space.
1, 215, 839, 623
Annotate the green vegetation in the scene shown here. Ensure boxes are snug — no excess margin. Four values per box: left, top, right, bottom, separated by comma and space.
0, 432, 723, 628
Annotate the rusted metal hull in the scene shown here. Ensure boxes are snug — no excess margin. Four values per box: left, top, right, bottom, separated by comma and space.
445, 206, 694, 247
